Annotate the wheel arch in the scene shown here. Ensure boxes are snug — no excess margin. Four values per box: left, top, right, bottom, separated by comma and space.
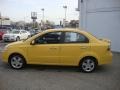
79, 56, 98, 66
16, 36, 20, 39
8, 52, 27, 64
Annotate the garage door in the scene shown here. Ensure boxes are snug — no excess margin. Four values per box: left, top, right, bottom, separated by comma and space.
79, 0, 120, 52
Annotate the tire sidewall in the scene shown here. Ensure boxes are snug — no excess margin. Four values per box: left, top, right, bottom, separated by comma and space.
80, 58, 97, 73
28, 35, 31, 38
16, 36, 20, 41
9, 54, 26, 69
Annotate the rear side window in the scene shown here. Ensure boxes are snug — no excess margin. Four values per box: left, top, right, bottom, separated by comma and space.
64, 32, 89, 43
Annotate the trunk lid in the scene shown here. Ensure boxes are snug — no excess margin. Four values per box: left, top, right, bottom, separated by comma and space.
99, 38, 111, 43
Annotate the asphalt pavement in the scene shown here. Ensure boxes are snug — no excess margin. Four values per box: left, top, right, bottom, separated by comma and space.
0, 41, 120, 90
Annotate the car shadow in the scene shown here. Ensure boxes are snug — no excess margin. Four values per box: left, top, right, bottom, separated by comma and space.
1, 62, 113, 73
26, 64, 80, 72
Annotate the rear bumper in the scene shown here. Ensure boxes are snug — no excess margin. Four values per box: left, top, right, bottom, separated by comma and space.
99, 51, 112, 65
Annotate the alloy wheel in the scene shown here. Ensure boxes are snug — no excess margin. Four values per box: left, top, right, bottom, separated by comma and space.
9, 55, 25, 69
81, 58, 96, 72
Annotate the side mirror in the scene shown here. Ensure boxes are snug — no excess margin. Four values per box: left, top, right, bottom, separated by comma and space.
30, 40, 35, 45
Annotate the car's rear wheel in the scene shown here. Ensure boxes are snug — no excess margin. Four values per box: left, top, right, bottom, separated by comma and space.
9, 54, 26, 69
80, 57, 97, 73
16, 36, 20, 41
27, 35, 31, 39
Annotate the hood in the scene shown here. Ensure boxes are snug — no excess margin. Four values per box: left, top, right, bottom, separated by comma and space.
6, 41, 24, 47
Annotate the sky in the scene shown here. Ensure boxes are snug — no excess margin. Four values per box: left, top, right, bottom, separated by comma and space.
0, 0, 79, 24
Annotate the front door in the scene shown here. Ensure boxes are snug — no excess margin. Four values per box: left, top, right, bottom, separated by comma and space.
27, 32, 62, 65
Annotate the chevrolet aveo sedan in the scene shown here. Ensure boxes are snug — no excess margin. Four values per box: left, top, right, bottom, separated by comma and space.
2, 29, 112, 73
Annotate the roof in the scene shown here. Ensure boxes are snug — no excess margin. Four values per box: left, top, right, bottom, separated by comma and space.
44, 28, 85, 33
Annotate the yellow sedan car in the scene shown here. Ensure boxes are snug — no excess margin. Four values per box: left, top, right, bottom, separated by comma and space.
2, 29, 112, 72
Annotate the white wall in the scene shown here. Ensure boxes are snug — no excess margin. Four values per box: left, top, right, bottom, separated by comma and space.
79, 0, 120, 52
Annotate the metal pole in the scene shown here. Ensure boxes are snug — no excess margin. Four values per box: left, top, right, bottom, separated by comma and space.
0, 12, 2, 28
24, 17, 25, 29
65, 7, 67, 22
41, 8, 45, 30
63, 6, 67, 27
43, 9, 44, 22
41, 8, 44, 22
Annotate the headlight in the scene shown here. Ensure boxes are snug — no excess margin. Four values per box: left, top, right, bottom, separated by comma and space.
3, 45, 8, 51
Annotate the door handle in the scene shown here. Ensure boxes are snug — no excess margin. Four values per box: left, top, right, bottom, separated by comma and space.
49, 47, 58, 50
80, 46, 87, 49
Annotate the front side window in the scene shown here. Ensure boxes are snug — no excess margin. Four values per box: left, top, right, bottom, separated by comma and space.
64, 32, 89, 43
35, 32, 62, 44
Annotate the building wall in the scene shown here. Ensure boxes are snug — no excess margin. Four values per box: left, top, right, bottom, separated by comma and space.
79, 0, 120, 52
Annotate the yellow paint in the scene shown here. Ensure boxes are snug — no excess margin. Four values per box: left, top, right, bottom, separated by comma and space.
2, 29, 112, 66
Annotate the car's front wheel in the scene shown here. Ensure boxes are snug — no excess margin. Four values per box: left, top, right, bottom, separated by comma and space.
80, 57, 97, 73
9, 54, 26, 69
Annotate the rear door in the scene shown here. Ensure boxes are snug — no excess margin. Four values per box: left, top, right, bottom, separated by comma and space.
60, 31, 90, 66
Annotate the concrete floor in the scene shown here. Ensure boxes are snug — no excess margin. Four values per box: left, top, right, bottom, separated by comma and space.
0, 41, 120, 90
0, 52, 120, 90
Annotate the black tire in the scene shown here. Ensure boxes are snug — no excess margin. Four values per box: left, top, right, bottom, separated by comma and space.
80, 57, 97, 73
27, 35, 31, 38
9, 54, 26, 69
16, 36, 20, 41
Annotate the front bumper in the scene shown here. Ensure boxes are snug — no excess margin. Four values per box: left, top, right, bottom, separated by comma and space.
1, 50, 9, 63
3, 37, 16, 41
